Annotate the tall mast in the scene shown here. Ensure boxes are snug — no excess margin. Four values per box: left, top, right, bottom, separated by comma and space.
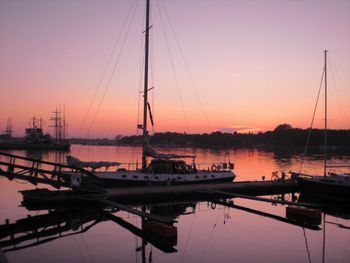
63, 104, 66, 141
142, 0, 151, 171
324, 50, 328, 177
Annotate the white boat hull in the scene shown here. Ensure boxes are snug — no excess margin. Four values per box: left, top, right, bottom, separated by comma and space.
70, 170, 236, 187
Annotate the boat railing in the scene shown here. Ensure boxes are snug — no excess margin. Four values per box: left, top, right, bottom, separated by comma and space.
195, 162, 234, 172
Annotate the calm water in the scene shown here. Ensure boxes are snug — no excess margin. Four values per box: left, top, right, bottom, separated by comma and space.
1, 145, 350, 263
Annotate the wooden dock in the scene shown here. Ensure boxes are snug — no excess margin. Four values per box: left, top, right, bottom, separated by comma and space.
17, 179, 300, 223
104, 179, 298, 201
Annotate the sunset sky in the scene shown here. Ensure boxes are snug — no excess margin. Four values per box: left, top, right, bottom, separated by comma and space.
1, 0, 349, 138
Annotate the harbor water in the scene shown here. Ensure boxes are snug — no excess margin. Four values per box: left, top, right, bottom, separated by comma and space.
1, 145, 350, 263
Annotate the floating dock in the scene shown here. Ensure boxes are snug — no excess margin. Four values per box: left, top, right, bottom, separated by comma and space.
103, 180, 298, 201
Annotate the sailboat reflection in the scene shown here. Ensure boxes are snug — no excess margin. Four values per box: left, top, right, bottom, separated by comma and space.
214, 199, 321, 231
0, 202, 194, 254
296, 193, 350, 263
298, 192, 350, 223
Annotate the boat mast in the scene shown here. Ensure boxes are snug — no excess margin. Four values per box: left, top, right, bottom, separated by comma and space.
324, 50, 328, 177
142, 0, 151, 171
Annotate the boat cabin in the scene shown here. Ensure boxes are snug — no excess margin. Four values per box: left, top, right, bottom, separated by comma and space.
146, 159, 195, 174
25, 127, 51, 144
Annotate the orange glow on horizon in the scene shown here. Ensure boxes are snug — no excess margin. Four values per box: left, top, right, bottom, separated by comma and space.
1, 1, 349, 138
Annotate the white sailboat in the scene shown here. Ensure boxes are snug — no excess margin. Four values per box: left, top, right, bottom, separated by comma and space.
68, 0, 236, 188
292, 50, 350, 201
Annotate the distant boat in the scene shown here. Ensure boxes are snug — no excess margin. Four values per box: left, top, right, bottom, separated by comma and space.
0, 112, 70, 151
67, 0, 235, 187
292, 50, 350, 201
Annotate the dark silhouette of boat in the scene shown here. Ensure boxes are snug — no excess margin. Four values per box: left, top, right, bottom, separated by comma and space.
0, 110, 70, 151
292, 51, 350, 201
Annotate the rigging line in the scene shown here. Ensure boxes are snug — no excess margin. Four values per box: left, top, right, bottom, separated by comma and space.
298, 68, 324, 174
150, 5, 156, 135
303, 228, 313, 263
155, 0, 191, 133
132, 214, 139, 263
77, 0, 139, 139
73, 235, 85, 263
328, 56, 349, 129
340, 232, 350, 263
85, 0, 140, 139
131, 31, 144, 167
159, 0, 212, 131
323, 213, 326, 263
132, 6, 146, 168
199, 206, 221, 263
180, 207, 197, 263
137, 1, 146, 136
80, 233, 96, 263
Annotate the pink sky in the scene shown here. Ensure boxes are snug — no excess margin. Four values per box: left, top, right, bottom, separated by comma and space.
1, 0, 349, 138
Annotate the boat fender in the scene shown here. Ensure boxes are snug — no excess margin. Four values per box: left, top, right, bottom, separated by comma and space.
211, 164, 217, 172
210, 202, 216, 209
70, 173, 82, 190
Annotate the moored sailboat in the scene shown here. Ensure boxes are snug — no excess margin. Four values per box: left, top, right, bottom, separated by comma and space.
292, 50, 350, 201
67, 0, 236, 187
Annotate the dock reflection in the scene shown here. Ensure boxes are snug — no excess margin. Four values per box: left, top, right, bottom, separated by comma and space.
0, 207, 104, 252
1, 194, 330, 257
0, 202, 194, 255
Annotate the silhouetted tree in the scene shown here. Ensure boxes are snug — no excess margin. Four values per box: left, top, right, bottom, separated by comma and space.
274, 123, 292, 132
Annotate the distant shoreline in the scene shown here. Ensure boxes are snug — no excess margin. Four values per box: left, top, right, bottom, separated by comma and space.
4, 124, 349, 154
67, 124, 350, 155
68, 142, 350, 155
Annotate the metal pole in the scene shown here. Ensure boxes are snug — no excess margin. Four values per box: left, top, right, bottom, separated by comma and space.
324, 50, 328, 177
142, 0, 150, 171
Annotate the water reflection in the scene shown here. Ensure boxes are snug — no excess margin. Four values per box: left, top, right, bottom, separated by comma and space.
1, 192, 350, 262
1, 146, 350, 262
23, 150, 67, 165
2, 145, 349, 181
298, 192, 350, 220
0, 202, 193, 257
0, 207, 104, 253
0, 195, 327, 256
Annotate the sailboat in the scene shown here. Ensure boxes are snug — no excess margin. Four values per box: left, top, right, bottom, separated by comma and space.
292, 50, 350, 201
67, 0, 236, 188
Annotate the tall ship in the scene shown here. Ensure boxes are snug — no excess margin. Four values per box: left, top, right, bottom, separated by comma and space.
0, 107, 70, 151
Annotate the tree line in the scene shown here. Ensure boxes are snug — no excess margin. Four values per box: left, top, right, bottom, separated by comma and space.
116, 124, 350, 152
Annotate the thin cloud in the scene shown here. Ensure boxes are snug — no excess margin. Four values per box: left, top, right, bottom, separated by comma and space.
229, 73, 240, 78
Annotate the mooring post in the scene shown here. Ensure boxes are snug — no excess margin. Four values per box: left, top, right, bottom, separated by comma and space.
281, 172, 286, 182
